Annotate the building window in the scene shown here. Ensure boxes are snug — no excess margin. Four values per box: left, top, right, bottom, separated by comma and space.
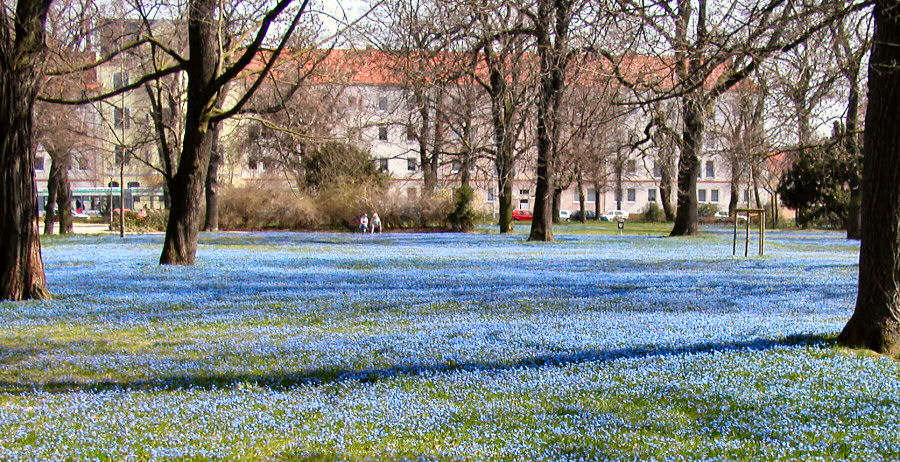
451, 160, 461, 173
35, 155, 44, 170
407, 157, 417, 172
587, 188, 596, 203
487, 189, 495, 203
112, 72, 129, 90
378, 158, 389, 172
653, 161, 661, 178
743, 189, 750, 204
648, 188, 657, 202
378, 125, 388, 141
627, 188, 636, 202
711, 189, 719, 203
519, 189, 529, 196
519, 198, 529, 206
615, 189, 622, 202
706, 160, 715, 178
114, 107, 130, 129
698, 189, 707, 202
406, 125, 417, 140
127, 181, 140, 188
378, 96, 388, 111
626, 159, 637, 174
108, 181, 119, 187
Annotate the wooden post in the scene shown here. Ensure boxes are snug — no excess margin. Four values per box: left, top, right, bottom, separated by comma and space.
732, 213, 738, 256
759, 210, 765, 256
744, 212, 751, 257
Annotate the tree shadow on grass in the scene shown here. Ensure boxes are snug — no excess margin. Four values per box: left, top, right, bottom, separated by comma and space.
0, 333, 833, 395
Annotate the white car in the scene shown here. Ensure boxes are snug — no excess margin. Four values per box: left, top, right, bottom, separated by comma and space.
601, 210, 628, 222
715, 210, 747, 222
559, 210, 571, 220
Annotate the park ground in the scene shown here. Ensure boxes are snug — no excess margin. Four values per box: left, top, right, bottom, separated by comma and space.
1, 224, 898, 460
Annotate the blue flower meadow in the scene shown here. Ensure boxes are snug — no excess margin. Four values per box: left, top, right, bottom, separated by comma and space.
0, 227, 897, 460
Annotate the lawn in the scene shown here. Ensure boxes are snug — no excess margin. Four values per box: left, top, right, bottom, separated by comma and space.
1, 227, 898, 460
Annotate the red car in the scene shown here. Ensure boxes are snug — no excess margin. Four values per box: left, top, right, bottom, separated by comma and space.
512, 209, 533, 221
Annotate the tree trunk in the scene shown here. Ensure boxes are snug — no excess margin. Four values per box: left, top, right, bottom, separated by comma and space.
497, 170, 514, 233
528, 0, 569, 242
659, 161, 675, 221
845, 63, 863, 240
203, 123, 222, 232
593, 182, 601, 219
56, 155, 72, 234
552, 187, 562, 224
838, 1, 900, 356
670, 95, 703, 236
0, 0, 52, 301
846, 187, 862, 239
159, 0, 219, 265
578, 180, 586, 223
615, 164, 623, 210
44, 159, 58, 235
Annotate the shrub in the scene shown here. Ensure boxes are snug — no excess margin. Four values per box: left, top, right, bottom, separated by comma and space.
111, 209, 168, 232
219, 186, 319, 230
698, 203, 719, 217
642, 202, 665, 222
448, 185, 477, 232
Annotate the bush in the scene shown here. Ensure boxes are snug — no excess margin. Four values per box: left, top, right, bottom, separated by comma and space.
374, 192, 453, 230
217, 184, 456, 231
219, 186, 319, 230
698, 203, 719, 217
111, 209, 168, 232
642, 202, 665, 222
448, 185, 477, 232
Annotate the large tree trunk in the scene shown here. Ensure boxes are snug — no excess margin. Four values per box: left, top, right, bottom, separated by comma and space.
670, 95, 703, 236
838, 2, 900, 356
159, 0, 218, 265
528, 0, 569, 242
593, 181, 601, 219
203, 123, 222, 232
0, 0, 52, 301
44, 159, 58, 235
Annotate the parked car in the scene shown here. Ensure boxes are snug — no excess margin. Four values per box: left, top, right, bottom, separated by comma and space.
714, 210, 748, 222
512, 209, 533, 221
567, 210, 597, 221
600, 210, 628, 222
72, 210, 90, 219
558, 210, 571, 220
